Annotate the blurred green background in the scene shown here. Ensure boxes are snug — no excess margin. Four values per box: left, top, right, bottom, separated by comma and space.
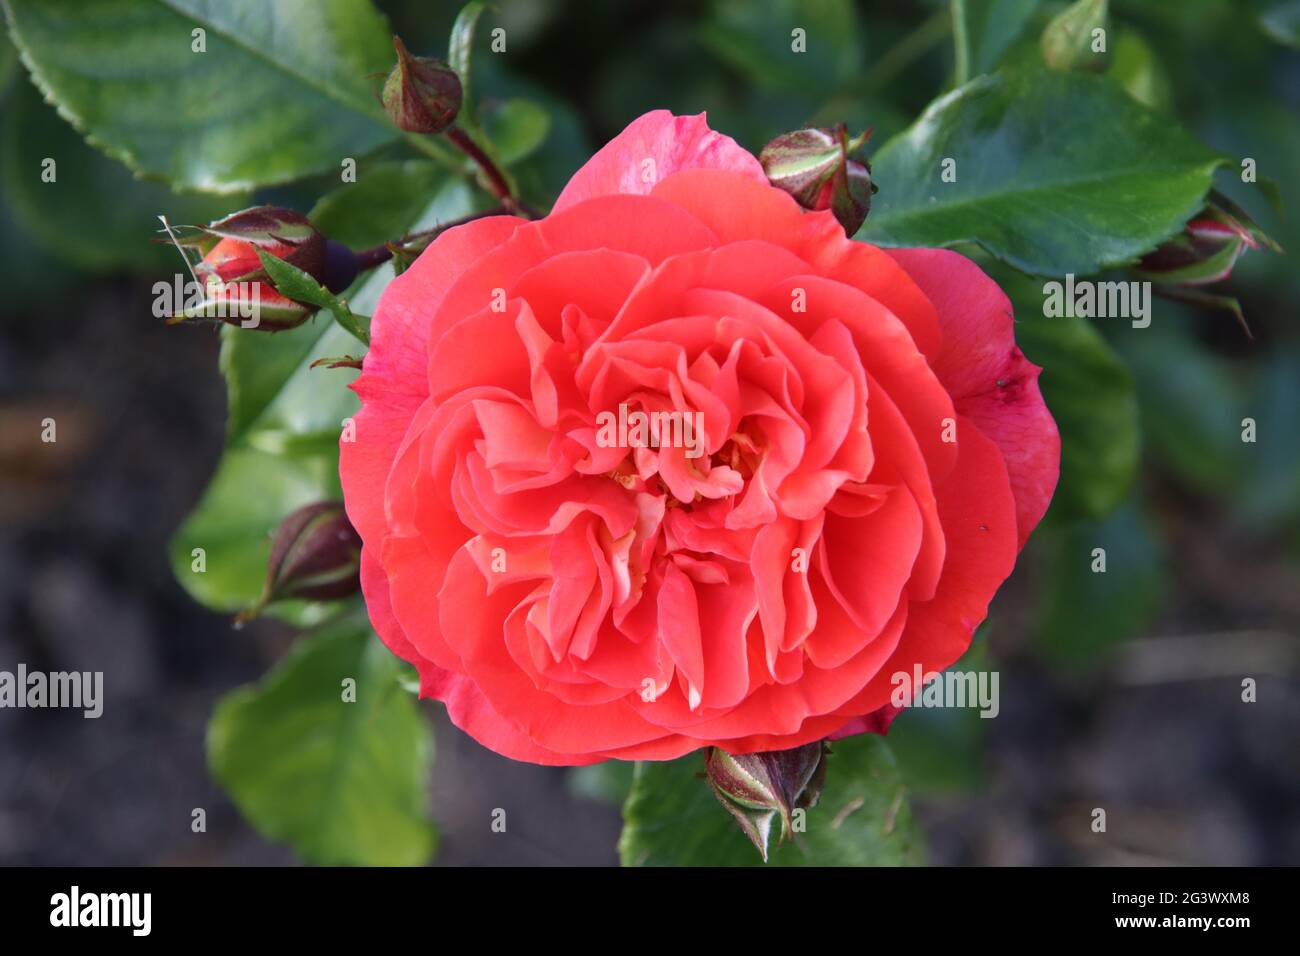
1, 0, 1297, 865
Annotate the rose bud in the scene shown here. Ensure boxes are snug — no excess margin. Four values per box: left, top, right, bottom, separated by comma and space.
169, 206, 337, 330
704, 743, 827, 860
236, 502, 363, 624
1135, 191, 1281, 287
759, 124, 877, 235
198, 205, 326, 280
382, 36, 462, 134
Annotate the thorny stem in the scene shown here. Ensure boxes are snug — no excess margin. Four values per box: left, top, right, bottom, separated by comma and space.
444, 125, 519, 212
352, 244, 397, 271
403, 126, 521, 213
351, 206, 512, 269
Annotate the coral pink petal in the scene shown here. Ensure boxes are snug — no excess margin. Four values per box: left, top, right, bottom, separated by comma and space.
832, 417, 1017, 723
553, 111, 766, 212
886, 248, 1060, 548
438, 549, 669, 756
363, 544, 591, 765
342, 216, 522, 546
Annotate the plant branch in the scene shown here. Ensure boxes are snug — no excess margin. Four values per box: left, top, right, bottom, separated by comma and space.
352, 206, 512, 269
444, 125, 519, 212
951, 0, 970, 86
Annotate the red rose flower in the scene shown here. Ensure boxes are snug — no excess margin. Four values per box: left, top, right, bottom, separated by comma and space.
339, 111, 1059, 765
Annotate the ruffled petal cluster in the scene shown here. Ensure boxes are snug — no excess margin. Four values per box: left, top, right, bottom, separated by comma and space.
340, 112, 1059, 764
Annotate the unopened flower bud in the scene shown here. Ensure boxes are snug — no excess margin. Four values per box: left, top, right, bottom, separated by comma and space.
198, 206, 326, 281
1135, 190, 1281, 287
237, 502, 362, 624
382, 36, 462, 134
759, 125, 877, 235
704, 742, 827, 861
167, 206, 333, 331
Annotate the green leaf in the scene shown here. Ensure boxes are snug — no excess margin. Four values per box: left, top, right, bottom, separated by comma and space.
308, 159, 444, 249
1035, 496, 1166, 666
1015, 304, 1139, 521
889, 702, 986, 794
2, 0, 399, 192
0, 74, 235, 270
951, 0, 1040, 82
1119, 320, 1247, 494
219, 320, 356, 453
0, 21, 15, 95
619, 735, 921, 866
568, 761, 636, 806
169, 445, 342, 616
1041, 0, 1108, 72
861, 68, 1227, 276
208, 609, 437, 866
224, 319, 363, 455
482, 98, 550, 166
257, 250, 370, 345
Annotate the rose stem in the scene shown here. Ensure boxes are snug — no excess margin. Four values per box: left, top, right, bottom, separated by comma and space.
444, 125, 520, 213
351, 206, 511, 270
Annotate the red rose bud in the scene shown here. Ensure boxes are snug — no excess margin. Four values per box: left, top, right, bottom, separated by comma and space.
237, 502, 363, 624
759, 125, 877, 235
704, 742, 827, 861
1135, 191, 1281, 287
176, 237, 310, 330
382, 36, 462, 134
167, 206, 334, 330
198, 206, 326, 279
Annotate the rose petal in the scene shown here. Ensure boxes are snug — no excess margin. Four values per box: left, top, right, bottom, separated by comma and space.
553, 111, 766, 212
886, 248, 1060, 548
